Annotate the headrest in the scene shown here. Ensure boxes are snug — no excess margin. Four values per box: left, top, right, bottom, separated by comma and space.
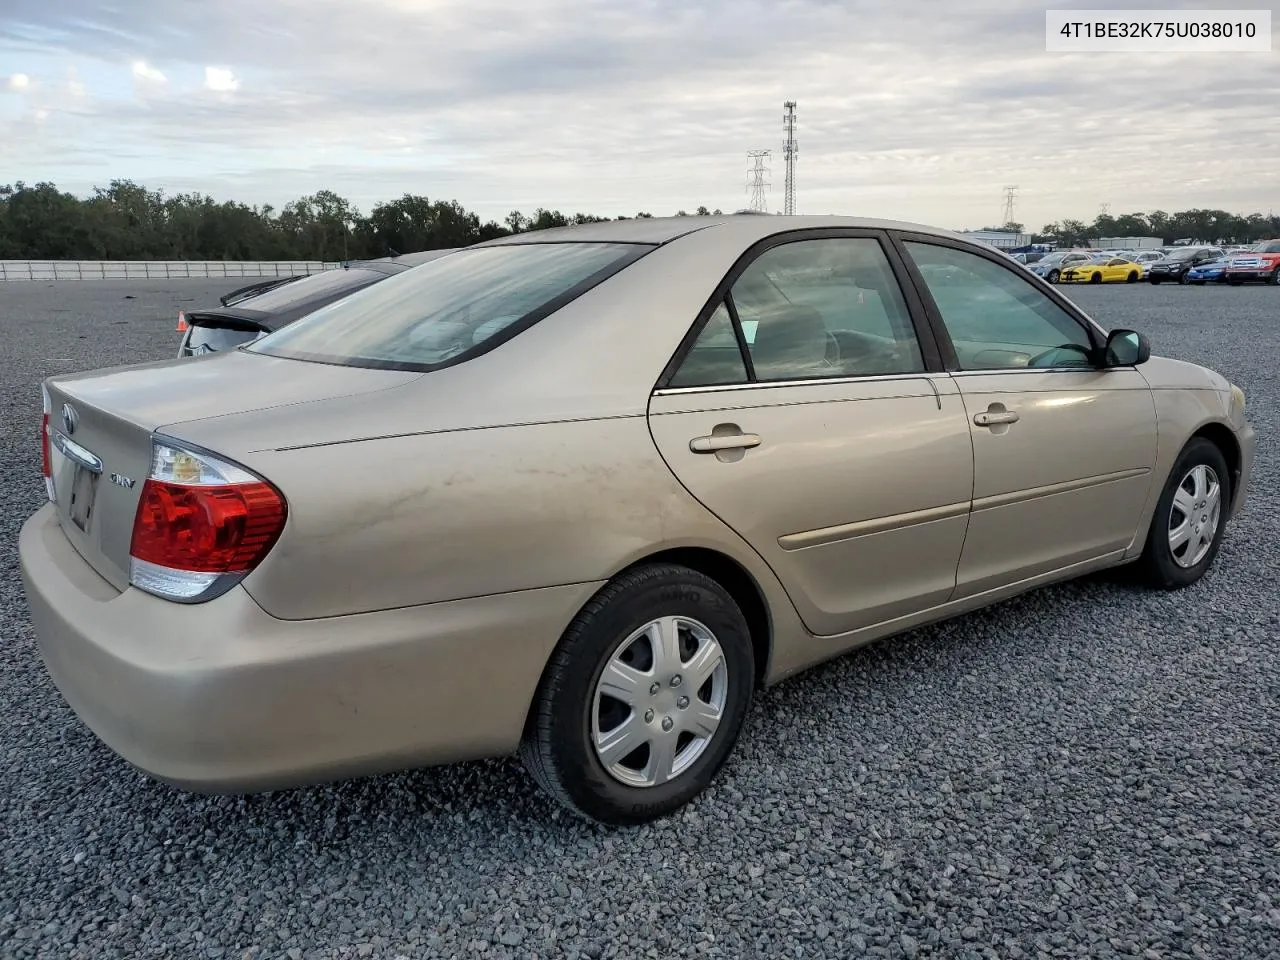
751, 304, 829, 379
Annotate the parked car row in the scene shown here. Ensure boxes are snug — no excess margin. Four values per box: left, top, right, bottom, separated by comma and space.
1020, 241, 1280, 287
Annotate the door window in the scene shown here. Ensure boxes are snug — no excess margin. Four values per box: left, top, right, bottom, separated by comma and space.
904, 242, 1096, 371
669, 237, 926, 386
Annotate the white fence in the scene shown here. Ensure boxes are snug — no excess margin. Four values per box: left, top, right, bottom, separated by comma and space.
0, 260, 342, 282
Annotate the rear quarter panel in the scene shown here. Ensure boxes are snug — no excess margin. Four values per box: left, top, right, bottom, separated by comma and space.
234, 416, 803, 649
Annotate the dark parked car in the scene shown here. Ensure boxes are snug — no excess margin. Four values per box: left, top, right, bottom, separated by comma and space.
1145, 247, 1224, 285
178, 249, 459, 357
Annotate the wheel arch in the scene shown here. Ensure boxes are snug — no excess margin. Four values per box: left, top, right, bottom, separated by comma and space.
1190, 421, 1242, 501
612, 547, 774, 691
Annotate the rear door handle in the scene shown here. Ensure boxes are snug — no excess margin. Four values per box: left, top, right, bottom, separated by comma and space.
973, 410, 1020, 427
689, 433, 761, 453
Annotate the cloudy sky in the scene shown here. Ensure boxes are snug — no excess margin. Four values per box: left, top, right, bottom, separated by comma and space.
1, 0, 1276, 230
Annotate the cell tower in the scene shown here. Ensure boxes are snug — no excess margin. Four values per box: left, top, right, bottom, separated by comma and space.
746, 150, 771, 213
782, 101, 798, 215
1002, 185, 1019, 225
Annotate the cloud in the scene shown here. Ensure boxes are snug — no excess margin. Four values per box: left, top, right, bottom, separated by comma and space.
34, 108, 48, 122
203, 66, 239, 92
131, 60, 167, 84
6, 72, 30, 91
0, 0, 1274, 228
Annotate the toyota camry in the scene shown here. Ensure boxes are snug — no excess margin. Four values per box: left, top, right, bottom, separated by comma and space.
19, 215, 1255, 825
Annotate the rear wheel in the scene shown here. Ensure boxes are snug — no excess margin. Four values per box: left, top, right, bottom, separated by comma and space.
1126, 271, 1139, 283
520, 564, 755, 825
1179, 271, 1191, 285
1047, 269, 1060, 284
1134, 438, 1230, 590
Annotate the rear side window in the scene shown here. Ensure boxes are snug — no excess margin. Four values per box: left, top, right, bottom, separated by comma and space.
250, 243, 649, 371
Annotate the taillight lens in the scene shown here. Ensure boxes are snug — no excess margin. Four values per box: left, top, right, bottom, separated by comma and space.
40, 385, 54, 502
128, 441, 286, 602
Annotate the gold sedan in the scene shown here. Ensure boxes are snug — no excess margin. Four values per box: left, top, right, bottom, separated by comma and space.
19, 215, 1255, 825
1060, 256, 1144, 284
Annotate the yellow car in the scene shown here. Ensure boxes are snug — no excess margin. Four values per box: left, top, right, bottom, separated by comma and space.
1060, 257, 1143, 284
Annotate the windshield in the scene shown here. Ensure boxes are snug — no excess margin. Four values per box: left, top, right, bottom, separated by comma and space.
1248, 240, 1280, 253
250, 242, 650, 371
1038, 253, 1067, 265
1166, 249, 1200, 260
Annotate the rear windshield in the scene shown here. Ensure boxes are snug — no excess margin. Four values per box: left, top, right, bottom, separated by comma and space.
239, 268, 385, 311
249, 242, 649, 370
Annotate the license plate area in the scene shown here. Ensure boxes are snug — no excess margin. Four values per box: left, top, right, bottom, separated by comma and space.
68, 464, 98, 532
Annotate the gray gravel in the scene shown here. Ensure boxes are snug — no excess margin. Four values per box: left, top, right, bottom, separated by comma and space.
1, 279, 1277, 960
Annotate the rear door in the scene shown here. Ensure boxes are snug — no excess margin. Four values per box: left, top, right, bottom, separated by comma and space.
896, 236, 1158, 598
648, 231, 974, 637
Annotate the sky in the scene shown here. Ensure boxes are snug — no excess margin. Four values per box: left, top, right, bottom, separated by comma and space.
1, 0, 1276, 231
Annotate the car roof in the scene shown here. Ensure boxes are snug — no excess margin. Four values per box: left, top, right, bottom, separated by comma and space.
474, 214, 974, 248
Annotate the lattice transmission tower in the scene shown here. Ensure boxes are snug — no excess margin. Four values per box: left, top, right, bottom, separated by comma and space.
782, 101, 798, 215
1002, 185, 1019, 225
746, 150, 771, 212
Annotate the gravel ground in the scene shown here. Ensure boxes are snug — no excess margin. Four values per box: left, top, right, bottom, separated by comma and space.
1, 279, 1276, 960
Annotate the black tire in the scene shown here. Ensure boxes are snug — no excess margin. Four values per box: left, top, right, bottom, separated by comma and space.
1179, 271, 1191, 285
1149, 277, 1161, 285
1126, 271, 1139, 283
1047, 269, 1060, 284
520, 563, 755, 825
1270, 267, 1280, 286
1134, 438, 1231, 590
1089, 272, 1102, 284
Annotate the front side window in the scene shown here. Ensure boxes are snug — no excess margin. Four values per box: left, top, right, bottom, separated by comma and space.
904, 242, 1095, 371
670, 237, 925, 387
251, 242, 648, 370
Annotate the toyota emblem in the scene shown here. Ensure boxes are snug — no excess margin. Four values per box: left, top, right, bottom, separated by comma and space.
61, 403, 79, 435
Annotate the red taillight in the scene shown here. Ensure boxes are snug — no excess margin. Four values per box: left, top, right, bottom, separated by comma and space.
130, 479, 286, 574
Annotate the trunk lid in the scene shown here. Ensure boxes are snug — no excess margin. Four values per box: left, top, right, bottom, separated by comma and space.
43, 350, 420, 590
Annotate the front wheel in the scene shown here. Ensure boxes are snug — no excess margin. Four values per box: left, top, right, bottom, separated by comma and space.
1047, 269, 1060, 284
1090, 272, 1103, 284
1134, 438, 1231, 590
1270, 267, 1280, 286
520, 564, 755, 825
1149, 277, 1162, 285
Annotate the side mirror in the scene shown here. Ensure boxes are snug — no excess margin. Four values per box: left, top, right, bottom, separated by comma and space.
1104, 329, 1150, 367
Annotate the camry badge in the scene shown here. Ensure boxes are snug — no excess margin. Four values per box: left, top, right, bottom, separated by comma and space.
61, 403, 78, 435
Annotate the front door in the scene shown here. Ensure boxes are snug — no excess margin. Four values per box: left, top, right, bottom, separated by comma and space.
899, 239, 1159, 598
649, 234, 974, 636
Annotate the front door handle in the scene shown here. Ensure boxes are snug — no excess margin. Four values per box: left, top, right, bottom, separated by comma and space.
689, 432, 762, 453
973, 410, 1020, 427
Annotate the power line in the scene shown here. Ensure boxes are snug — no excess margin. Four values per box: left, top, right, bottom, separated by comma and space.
782, 101, 798, 215
746, 150, 771, 213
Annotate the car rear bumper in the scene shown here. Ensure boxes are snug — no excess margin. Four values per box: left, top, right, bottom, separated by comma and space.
18, 504, 599, 793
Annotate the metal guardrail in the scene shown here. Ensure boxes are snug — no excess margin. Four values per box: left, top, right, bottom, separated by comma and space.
0, 260, 342, 282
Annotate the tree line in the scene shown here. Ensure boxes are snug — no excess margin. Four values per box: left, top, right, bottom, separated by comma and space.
0, 180, 725, 262
2, 179, 1276, 262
